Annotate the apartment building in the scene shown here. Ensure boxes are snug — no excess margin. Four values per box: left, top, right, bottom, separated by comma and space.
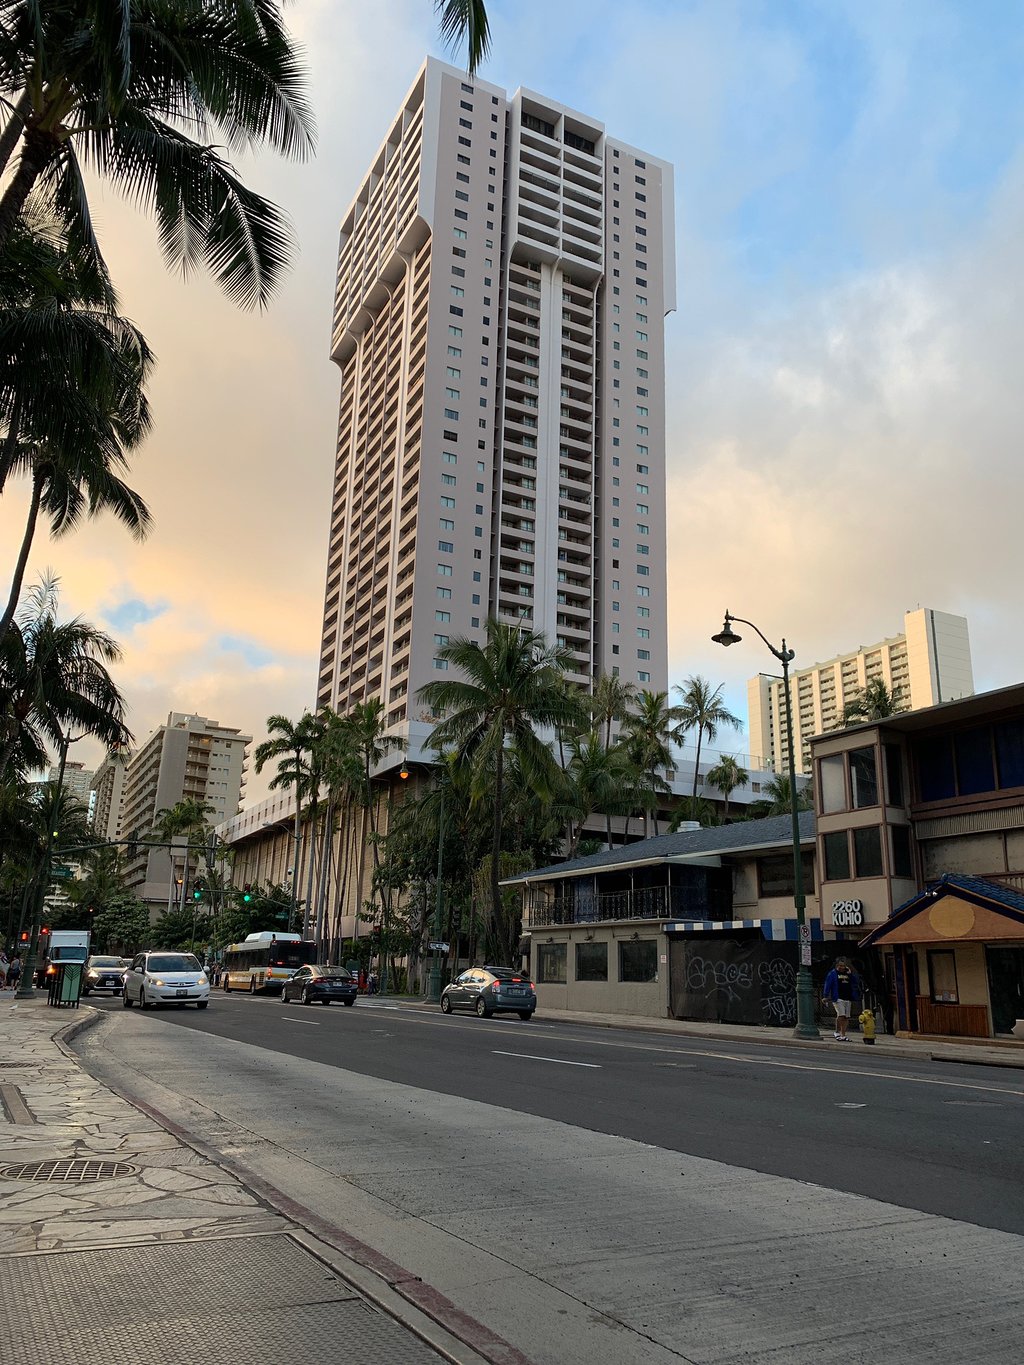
317, 57, 675, 744
748, 608, 974, 775
89, 749, 128, 841
119, 713, 251, 914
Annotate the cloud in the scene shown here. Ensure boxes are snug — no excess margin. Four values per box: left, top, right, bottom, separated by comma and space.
102, 597, 168, 632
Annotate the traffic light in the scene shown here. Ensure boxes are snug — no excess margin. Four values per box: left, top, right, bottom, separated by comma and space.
242, 884, 252, 904
19, 930, 29, 945
39, 925, 50, 938
193, 887, 203, 901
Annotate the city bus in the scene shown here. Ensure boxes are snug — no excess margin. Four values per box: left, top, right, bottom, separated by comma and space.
220, 932, 317, 994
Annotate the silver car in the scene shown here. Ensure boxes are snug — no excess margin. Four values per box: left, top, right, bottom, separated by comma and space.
440, 966, 537, 1020
123, 952, 210, 1009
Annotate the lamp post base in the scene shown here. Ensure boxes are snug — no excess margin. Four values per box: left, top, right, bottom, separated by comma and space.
792, 964, 821, 1039
427, 958, 443, 1004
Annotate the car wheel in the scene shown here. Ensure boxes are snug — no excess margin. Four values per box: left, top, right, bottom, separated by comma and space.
440, 995, 452, 1014
280, 986, 289, 1003
249, 977, 258, 994
519, 1011, 533, 1021
223, 975, 231, 993
197, 1001, 208, 1010
81, 987, 90, 997
343, 998, 355, 1007
302, 986, 311, 1005
122, 990, 133, 1008
139, 987, 149, 1009
475, 997, 491, 1018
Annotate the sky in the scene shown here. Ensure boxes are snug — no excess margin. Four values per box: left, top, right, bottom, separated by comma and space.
4, 0, 1023, 798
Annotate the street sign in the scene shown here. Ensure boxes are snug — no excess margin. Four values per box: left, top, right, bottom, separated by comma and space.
798, 924, 811, 944
428, 942, 450, 952
51, 866, 73, 879
800, 944, 812, 966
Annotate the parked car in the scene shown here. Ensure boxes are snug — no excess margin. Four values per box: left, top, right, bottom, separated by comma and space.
81, 956, 129, 996
440, 967, 536, 1020
123, 952, 210, 1009
282, 964, 359, 1006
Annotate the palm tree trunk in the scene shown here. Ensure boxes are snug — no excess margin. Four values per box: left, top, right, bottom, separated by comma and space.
0, 91, 32, 179
490, 741, 504, 959
0, 126, 56, 254
692, 728, 703, 809
0, 467, 43, 649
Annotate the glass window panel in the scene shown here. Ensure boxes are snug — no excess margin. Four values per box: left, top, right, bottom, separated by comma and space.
823, 832, 850, 881
819, 754, 847, 813
884, 745, 904, 806
853, 826, 883, 878
891, 825, 913, 879
575, 942, 608, 982
619, 940, 657, 983
994, 718, 1024, 789
954, 726, 995, 796
928, 949, 958, 1004
849, 747, 879, 808
914, 736, 955, 802
536, 943, 566, 984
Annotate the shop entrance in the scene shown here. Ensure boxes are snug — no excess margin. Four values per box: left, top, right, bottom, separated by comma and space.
986, 946, 1024, 1034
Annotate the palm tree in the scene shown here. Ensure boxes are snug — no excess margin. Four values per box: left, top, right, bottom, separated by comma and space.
748, 773, 813, 819
417, 618, 579, 959
840, 678, 906, 726
590, 674, 637, 751
152, 797, 215, 912
0, 575, 130, 782
673, 675, 742, 811
563, 731, 632, 856
704, 755, 749, 821
621, 689, 677, 837
437, 1, 492, 73
253, 712, 319, 930
0, 1, 317, 308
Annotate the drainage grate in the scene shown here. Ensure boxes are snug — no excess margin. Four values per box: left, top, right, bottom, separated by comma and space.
0, 1062, 36, 1068
1, 1159, 138, 1182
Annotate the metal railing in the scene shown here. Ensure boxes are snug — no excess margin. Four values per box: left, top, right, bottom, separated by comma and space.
526, 884, 733, 928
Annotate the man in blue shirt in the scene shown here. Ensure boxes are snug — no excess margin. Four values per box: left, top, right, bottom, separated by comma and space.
823, 957, 861, 1041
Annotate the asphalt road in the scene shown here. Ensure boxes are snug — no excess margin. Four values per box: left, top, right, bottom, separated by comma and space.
86, 990, 1024, 1236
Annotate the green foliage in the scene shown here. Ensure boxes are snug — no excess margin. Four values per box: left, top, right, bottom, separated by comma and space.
839, 679, 907, 726
92, 893, 150, 954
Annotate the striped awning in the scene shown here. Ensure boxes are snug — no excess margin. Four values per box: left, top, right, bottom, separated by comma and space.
662, 918, 825, 942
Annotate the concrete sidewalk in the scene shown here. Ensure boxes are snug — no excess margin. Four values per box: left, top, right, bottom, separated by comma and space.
397, 995, 1024, 1069
0, 997, 528, 1365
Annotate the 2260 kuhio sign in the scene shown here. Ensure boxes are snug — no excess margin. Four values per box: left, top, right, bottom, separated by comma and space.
831, 899, 864, 927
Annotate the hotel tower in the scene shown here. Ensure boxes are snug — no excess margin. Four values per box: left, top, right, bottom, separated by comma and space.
317, 58, 675, 750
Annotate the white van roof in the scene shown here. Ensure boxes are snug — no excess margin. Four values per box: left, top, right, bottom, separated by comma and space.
243, 931, 301, 943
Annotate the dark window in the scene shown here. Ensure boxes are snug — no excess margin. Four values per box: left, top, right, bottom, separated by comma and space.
928, 949, 959, 1004
823, 832, 850, 881
915, 735, 955, 802
523, 112, 555, 137
850, 747, 879, 808
954, 726, 995, 796
819, 754, 847, 813
575, 941, 608, 981
995, 718, 1024, 788
536, 943, 566, 984
619, 940, 657, 983
884, 744, 904, 806
891, 825, 913, 878
853, 826, 883, 878
757, 852, 815, 898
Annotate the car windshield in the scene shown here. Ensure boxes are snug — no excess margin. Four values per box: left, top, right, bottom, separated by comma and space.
317, 968, 353, 980
146, 954, 201, 972
88, 957, 123, 967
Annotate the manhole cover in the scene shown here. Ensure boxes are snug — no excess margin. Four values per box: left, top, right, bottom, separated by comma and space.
1, 1159, 138, 1182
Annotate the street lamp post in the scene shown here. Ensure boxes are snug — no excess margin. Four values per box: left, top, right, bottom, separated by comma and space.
427, 784, 446, 1004
713, 610, 820, 1040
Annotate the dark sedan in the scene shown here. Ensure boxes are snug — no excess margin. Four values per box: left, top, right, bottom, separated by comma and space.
281, 965, 358, 1006
440, 966, 536, 1020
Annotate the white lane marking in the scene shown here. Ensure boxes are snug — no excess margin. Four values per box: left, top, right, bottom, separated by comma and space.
493, 1050, 601, 1069
835, 1103, 867, 1109
282, 1016, 321, 1026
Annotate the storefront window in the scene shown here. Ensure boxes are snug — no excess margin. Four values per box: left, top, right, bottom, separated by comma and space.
823, 831, 850, 880
928, 949, 959, 1004
536, 943, 566, 984
819, 754, 846, 813
575, 941, 608, 982
850, 747, 879, 808
619, 940, 657, 983
853, 826, 883, 878
891, 824, 913, 878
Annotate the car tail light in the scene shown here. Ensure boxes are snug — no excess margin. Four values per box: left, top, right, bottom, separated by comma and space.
529, 982, 535, 991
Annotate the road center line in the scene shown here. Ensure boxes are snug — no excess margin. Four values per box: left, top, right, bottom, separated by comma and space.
282, 1016, 321, 1026
493, 1050, 601, 1068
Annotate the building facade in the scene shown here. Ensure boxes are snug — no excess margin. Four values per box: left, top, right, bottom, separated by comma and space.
89, 750, 127, 841
119, 713, 251, 914
748, 608, 974, 774
317, 57, 674, 755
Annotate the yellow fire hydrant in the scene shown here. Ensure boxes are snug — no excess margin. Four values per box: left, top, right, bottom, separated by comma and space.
859, 1006, 876, 1044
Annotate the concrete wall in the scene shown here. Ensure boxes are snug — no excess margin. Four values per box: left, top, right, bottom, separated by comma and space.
531, 923, 669, 1018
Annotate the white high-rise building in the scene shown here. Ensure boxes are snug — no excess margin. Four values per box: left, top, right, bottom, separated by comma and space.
316, 57, 675, 743
748, 608, 975, 774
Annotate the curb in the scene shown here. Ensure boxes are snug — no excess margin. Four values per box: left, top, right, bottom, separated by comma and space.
67, 1012, 536, 1365
53, 1005, 102, 1058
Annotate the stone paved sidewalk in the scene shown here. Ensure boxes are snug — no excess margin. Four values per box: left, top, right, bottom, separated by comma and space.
0, 998, 499, 1365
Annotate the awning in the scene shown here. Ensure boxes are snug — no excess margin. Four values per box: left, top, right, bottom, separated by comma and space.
861, 874, 1024, 949
662, 918, 825, 942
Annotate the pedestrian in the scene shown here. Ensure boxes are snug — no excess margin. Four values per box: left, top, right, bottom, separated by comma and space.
823, 957, 861, 1041
7, 954, 21, 991
0, 950, 8, 989
368, 970, 378, 996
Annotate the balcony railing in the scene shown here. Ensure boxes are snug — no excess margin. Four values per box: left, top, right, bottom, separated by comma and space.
526, 883, 732, 928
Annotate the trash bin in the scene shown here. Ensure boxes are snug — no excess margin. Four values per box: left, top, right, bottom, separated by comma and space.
47, 962, 83, 1008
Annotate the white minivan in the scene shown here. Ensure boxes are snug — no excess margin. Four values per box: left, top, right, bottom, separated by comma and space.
123, 951, 210, 1009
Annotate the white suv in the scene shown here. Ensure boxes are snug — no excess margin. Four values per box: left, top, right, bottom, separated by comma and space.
123, 952, 210, 1009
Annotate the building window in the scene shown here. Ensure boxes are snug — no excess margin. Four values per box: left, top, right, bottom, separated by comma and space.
884, 745, 904, 806
891, 824, 913, 878
850, 747, 879, 808
619, 940, 657, 983
822, 831, 850, 881
757, 853, 815, 898
955, 726, 996, 795
575, 942, 607, 982
853, 826, 883, 878
437, 564, 452, 576
536, 942, 566, 984
433, 658, 448, 670
438, 540, 453, 553
435, 610, 451, 623
637, 671, 650, 682
819, 754, 846, 813
928, 949, 959, 1004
